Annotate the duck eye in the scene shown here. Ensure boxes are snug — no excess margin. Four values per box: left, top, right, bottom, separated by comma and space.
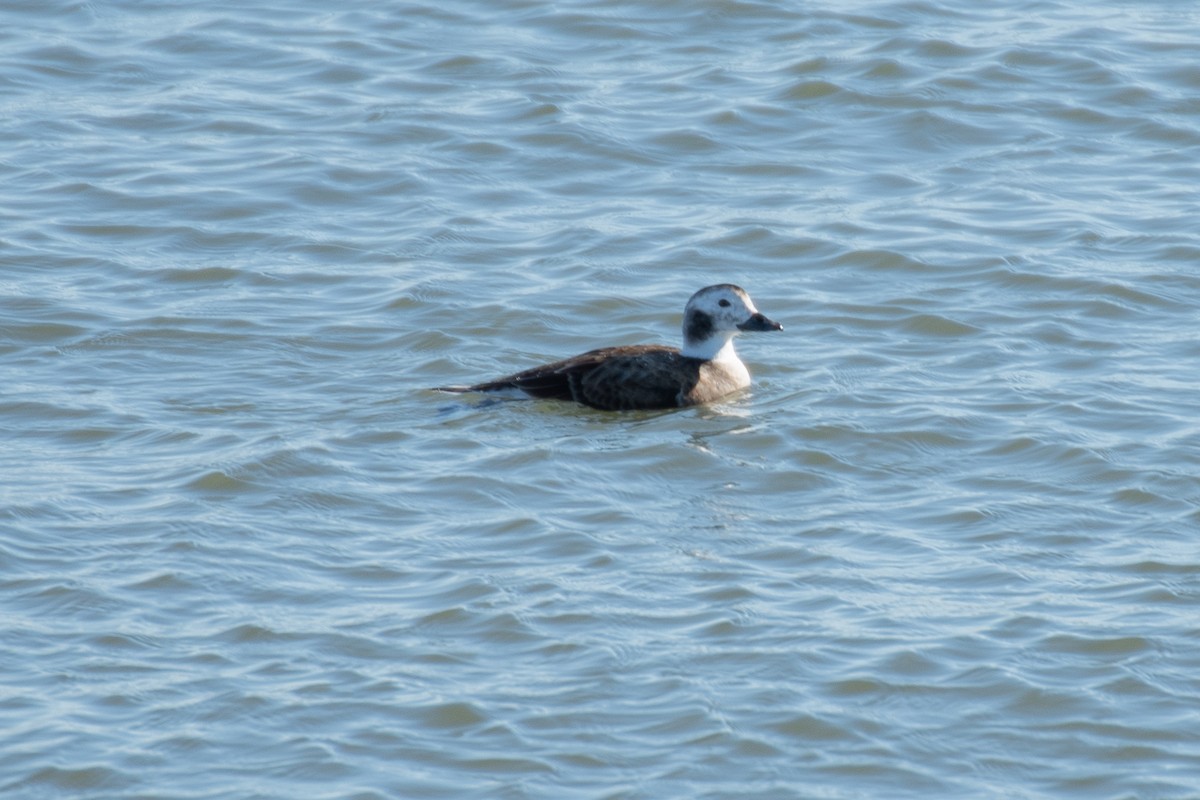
718, 299, 731, 307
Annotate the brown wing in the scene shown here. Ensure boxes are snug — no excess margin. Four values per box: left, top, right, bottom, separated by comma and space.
464, 345, 701, 411
574, 349, 702, 410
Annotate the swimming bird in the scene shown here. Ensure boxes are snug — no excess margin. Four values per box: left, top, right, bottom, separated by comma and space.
436, 284, 782, 411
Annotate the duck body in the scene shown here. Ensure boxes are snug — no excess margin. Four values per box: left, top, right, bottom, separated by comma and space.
437, 284, 781, 411
462, 344, 751, 411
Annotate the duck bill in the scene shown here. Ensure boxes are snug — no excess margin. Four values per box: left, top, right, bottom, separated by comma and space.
737, 312, 783, 332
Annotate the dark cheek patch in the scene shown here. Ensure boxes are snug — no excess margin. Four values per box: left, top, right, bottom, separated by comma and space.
685, 310, 714, 342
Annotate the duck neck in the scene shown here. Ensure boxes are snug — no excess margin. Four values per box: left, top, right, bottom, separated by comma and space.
681, 333, 738, 362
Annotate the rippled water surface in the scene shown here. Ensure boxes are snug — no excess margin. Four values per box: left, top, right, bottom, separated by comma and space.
3, 1, 1200, 797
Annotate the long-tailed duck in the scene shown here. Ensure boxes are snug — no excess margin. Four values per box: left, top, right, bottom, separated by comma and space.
436, 284, 782, 411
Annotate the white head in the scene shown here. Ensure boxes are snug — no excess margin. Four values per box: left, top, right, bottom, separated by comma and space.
679, 284, 782, 360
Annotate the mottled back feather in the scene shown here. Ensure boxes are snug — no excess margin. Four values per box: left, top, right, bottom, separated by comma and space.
464, 345, 703, 411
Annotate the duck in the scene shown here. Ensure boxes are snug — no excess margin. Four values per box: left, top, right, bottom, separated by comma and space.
436, 284, 781, 411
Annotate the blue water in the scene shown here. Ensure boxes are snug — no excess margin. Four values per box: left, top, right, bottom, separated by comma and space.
3, 1, 1199, 798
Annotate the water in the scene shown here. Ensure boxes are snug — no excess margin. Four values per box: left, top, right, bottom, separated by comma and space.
3, 1, 1199, 797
